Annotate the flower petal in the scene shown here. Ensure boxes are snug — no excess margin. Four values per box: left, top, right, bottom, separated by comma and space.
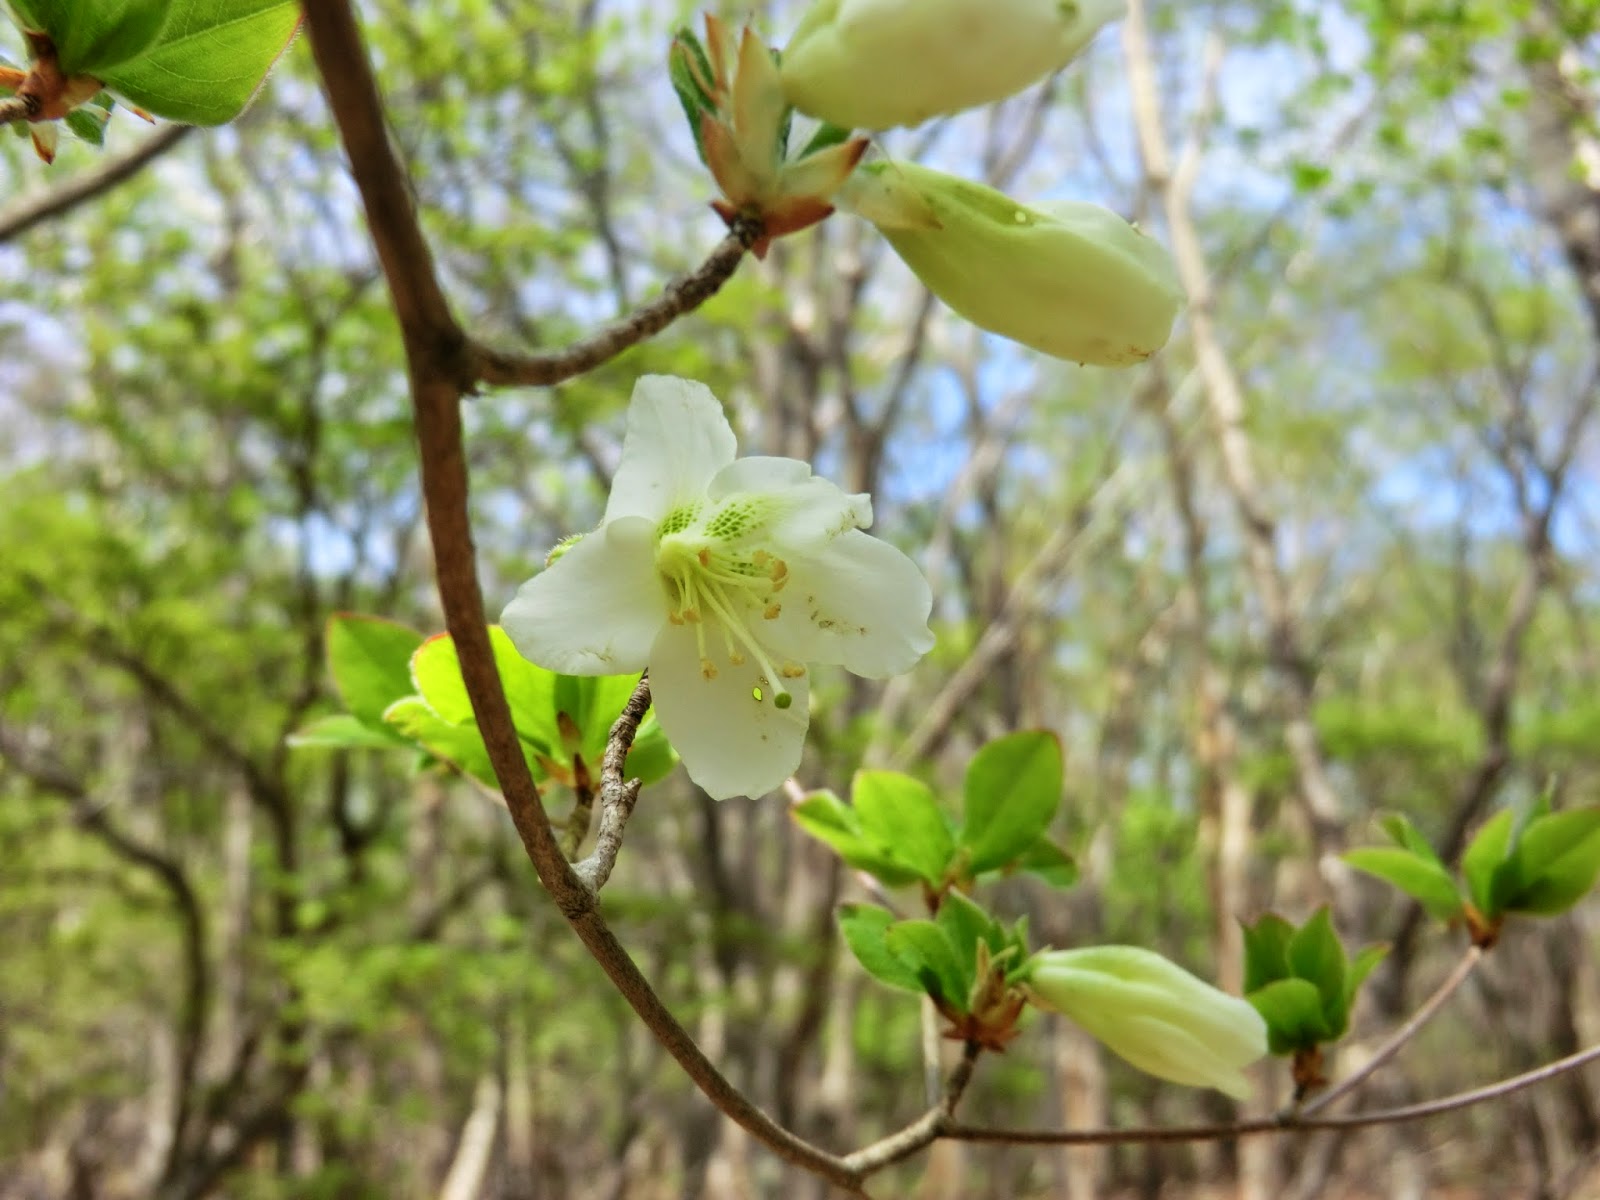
501, 516, 663, 675
604, 376, 738, 524
706, 457, 872, 553
648, 621, 811, 800
763, 530, 933, 677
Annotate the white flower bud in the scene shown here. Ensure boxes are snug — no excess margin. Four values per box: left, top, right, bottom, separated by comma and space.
1028, 946, 1268, 1098
840, 161, 1183, 366
781, 0, 1124, 130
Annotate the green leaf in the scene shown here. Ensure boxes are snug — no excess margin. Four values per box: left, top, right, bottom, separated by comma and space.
1344, 847, 1463, 921
326, 614, 423, 726
410, 627, 559, 754
1505, 808, 1600, 916
935, 891, 1005, 971
1287, 907, 1348, 1035
852, 770, 954, 886
383, 696, 497, 788
287, 713, 408, 751
960, 731, 1063, 874
6, 0, 169, 74
1461, 810, 1514, 917
883, 919, 968, 1011
838, 905, 922, 993
64, 100, 111, 146
799, 120, 854, 158
668, 26, 714, 165
1013, 835, 1078, 888
791, 791, 922, 887
1241, 912, 1295, 994
1379, 812, 1447, 868
97, 0, 300, 125
1247, 978, 1331, 1055
1346, 943, 1390, 1004
574, 673, 646, 764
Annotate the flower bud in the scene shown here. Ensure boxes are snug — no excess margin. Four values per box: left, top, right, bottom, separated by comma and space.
840, 161, 1183, 366
781, 0, 1123, 130
1027, 946, 1267, 1098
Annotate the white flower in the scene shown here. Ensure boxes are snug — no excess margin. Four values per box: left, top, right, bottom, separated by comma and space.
780, 0, 1123, 131
501, 376, 934, 800
1027, 947, 1268, 1098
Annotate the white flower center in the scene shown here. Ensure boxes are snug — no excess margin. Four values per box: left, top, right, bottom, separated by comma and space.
656, 505, 805, 707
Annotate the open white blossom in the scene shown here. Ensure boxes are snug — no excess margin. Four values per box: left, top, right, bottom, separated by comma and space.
501, 376, 934, 800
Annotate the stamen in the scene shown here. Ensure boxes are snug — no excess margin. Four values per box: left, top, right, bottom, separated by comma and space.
781, 663, 806, 679
763, 602, 781, 620
701, 659, 718, 680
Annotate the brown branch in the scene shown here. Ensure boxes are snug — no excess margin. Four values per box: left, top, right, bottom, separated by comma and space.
301, 4, 856, 1189
0, 93, 39, 123
469, 232, 753, 389
0, 123, 192, 244
573, 674, 651, 894
846, 1039, 982, 1175
1299, 944, 1484, 1117
946, 1040, 1600, 1146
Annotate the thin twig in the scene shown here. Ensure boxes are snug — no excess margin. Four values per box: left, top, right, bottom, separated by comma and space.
1298, 944, 1484, 1117
0, 94, 39, 123
469, 232, 754, 389
300, 4, 855, 1189
946, 1041, 1600, 1146
574, 675, 651, 894
0, 123, 192, 243
847, 1040, 982, 1175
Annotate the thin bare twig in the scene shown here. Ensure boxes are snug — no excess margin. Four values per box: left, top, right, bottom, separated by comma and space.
846, 1039, 983, 1175
1299, 944, 1484, 1117
0, 93, 39, 123
574, 675, 651, 893
469, 232, 754, 389
947, 1040, 1600, 1146
0, 124, 193, 243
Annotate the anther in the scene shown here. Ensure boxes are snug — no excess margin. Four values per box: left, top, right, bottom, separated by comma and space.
763, 602, 781, 620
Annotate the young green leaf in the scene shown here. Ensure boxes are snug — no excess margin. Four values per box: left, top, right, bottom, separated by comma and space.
1287, 907, 1348, 1035
1247, 977, 1331, 1056
852, 770, 954, 885
1503, 808, 1600, 916
7, 0, 170, 75
960, 730, 1063, 874
287, 713, 408, 751
883, 919, 969, 1011
1346, 943, 1390, 1004
1013, 834, 1078, 888
1378, 812, 1447, 868
934, 891, 1006, 964
838, 904, 923, 992
1240, 912, 1295, 994
410, 627, 559, 754
383, 696, 499, 788
791, 792, 923, 887
96, 0, 300, 125
1461, 810, 1515, 917
1344, 846, 1463, 921
326, 614, 423, 726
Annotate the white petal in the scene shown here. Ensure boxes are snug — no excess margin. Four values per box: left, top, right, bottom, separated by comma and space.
501, 516, 664, 675
762, 530, 934, 677
648, 621, 811, 800
705, 458, 872, 552
706, 455, 814, 499
604, 376, 737, 524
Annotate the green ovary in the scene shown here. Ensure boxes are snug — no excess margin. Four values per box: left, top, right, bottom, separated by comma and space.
655, 531, 804, 703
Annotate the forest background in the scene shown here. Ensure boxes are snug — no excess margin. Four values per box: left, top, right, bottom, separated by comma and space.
3, 0, 1600, 1198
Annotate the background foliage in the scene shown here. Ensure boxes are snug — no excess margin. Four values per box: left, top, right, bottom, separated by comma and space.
2, 0, 1599, 1197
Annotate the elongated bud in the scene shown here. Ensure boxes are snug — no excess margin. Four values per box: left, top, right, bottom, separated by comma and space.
839, 161, 1183, 366
781, 0, 1123, 130
1027, 946, 1268, 1098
